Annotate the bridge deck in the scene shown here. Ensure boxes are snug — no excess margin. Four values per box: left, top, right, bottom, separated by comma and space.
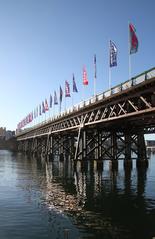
16, 67, 155, 141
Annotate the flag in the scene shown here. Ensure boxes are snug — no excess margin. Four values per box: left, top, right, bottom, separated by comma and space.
29, 112, 33, 122
60, 86, 63, 102
54, 91, 58, 104
129, 23, 138, 54
39, 104, 42, 115
34, 107, 38, 118
45, 99, 49, 111
36, 106, 38, 117
109, 40, 117, 67
94, 54, 97, 79
73, 74, 78, 92
42, 101, 45, 113
83, 66, 88, 85
31, 111, 33, 120
65, 80, 71, 97
34, 109, 36, 119
50, 94, 52, 108
26, 115, 29, 124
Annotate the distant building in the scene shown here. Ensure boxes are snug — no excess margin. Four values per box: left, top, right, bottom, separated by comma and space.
0, 127, 6, 140
0, 127, 15, 140
5, 130, 15, 140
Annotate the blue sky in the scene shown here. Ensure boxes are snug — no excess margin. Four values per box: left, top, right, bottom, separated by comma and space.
0, 0, 155, 131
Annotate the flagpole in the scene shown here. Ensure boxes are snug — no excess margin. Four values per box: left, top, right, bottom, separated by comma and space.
49, 108, 50, 120
128, 22, 131, 80
109, 66, 111, 89
72, 74, 74, 107
60, 101, 61, 114
38, 107, 40, 124
82, 69, 84, 102
83, 83, 84, 102
64, 96, 66, 111
109, 40, 111, 89
72, 92, 74, 107
41, 113, 43, 123
82, 66, 85, 101
94, 55, 96, 96
94, 76, 96, 96
129, 54, 131, 80
53, 104, 55, 118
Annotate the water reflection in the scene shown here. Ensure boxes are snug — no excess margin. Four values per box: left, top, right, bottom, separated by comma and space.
36, 158, 155, 239
1, 150, 155, 239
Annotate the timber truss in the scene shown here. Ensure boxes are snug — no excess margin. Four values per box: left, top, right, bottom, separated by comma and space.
17, 73, 155, 141
18, 128, 147, 163
16, 68, 155, 163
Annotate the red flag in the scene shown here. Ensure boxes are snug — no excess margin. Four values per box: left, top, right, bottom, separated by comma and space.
83, 66, 88, 85
129, 23, 138, 54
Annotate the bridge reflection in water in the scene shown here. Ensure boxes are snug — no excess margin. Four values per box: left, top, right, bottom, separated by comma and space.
34, 154, 155, 239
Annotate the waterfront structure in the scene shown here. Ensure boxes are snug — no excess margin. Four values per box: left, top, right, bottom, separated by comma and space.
0, 127, 15, 140
0, 127, 6, 140
16, 67, 155, 167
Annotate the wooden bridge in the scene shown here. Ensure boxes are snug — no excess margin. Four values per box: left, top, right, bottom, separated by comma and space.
16, 67, 155, 168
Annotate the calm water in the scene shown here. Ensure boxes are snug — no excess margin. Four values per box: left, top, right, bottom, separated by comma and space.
0, 150, 155, 239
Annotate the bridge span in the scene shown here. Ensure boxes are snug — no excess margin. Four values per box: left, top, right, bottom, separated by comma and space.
16, 67, 155, 168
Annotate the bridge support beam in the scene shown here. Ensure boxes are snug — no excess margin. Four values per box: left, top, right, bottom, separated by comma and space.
17, 126, 148, 169
110, 131, 118, 170
124, 132, 132, 169
136, 130, 148, 168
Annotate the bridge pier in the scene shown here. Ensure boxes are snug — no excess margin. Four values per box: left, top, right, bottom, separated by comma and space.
48, 136, 54, 161
95, 130, 102, 160
17, 127, 149, 170
82, 130, 87, 160
136, 131, 148, 168
59, 136, 64, 161
111, 131, 118, 160
109, 131, 118, 170
124, 132, 132, 169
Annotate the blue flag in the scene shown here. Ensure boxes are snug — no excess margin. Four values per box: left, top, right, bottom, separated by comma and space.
39, 104, 42, 115
73, 74, 78, 92
109, 40, 117, 67
54, 91, 58, 105
50, 94, 52, 108
60, 86, 63, 102
42, 101, 45, 113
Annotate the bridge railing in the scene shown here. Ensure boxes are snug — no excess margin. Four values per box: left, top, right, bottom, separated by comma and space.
16, 67, 155, 136
65, 67, 155, 114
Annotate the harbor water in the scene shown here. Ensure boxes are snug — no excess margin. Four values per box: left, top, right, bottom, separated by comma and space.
0, 150, 155, 239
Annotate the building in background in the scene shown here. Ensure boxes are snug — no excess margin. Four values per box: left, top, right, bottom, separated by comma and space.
0, 127, 6, 140
5, 130, 15, 140
0, 127, 15, 140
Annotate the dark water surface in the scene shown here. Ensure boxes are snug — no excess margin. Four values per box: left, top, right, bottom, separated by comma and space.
0, 150, 155, 239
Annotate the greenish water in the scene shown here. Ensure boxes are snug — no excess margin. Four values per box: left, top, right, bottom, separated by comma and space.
0, 150, 155, 239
